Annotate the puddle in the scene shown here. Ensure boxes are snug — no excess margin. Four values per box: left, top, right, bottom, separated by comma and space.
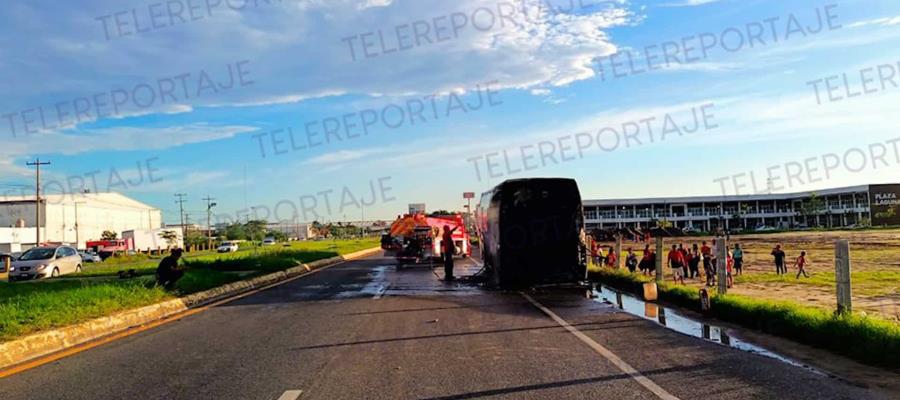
594, 285, 824, 375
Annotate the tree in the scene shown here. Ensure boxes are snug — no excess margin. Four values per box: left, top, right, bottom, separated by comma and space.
267, 230, 287, 242
185, 230, 205, 248
101, 230, 118, 240
429, 210, 456, 216
800, 193, 826, 227
158, 230, 178, 249
244, 220, 268, 242
223, 223, 246, 240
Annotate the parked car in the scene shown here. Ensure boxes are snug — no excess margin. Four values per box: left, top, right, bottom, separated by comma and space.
261, 238, 277, 246
79, 251, 102, 263
9, 246, 82, 281
217, 241, 239, 253
754, 225, 777, 232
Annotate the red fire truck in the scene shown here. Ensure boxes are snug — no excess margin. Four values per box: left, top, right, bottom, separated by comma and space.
382, 213, 471, 269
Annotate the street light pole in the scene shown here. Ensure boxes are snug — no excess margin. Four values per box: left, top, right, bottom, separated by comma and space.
26, 158, 51, 247
203, 195, 217, 250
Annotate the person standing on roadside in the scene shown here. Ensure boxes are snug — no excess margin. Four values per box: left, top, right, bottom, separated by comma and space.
605, 246, 618, 269
442, 225, 459, 281
626, 248, 638, 273
701, 241, 714, 286
795, 251, 810, 279
772, 244, 786, 275
689, 247, 701, 279
668, 245, 685, 284
733, 243, 744, 276
678, 244, 689, 278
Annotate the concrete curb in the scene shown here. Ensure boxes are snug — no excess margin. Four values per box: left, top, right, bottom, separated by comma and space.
0, 247, 383, 371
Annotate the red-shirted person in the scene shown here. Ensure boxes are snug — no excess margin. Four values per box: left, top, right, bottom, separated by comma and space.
590, 241, 600, 266
668, 245, 685, 284
605, 246, 617, 268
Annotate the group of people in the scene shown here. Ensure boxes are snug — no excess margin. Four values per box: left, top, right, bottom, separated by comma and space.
591, 239, 813, 287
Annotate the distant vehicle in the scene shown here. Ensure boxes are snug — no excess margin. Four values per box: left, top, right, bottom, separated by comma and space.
476, 178, 587, 288
682, 226, 699, 234
261, 238, 277, 246
217, 241, 240, 253
9, 246, 82, 281
754, 225, 777, 232
79, 251, 102, 263
86, 239, 132, 260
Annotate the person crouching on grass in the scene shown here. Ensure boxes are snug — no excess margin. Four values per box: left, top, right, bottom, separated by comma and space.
155, 248, 185, 290
795, 251, 810, 279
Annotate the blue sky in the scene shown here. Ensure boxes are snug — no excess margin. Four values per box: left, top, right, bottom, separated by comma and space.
1, 0, 899, 224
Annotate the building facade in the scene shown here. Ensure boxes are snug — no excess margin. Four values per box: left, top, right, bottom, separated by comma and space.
584, 184, 900, 231
0, 192, 162, 250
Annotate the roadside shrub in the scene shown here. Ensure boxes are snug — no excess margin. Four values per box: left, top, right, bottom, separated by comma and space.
590, 269, 900, 370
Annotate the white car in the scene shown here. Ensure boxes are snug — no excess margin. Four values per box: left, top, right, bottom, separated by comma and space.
9, 246, 82, 281
217, 241, 240, 253
261, 238, 277, 246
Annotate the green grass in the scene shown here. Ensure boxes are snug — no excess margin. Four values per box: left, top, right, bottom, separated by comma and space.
589, 269, 900, 369
0, 279, 170, 341
0, 237, 380, 342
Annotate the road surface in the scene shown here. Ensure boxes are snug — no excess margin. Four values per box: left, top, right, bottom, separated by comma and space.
0, 254, 889, 399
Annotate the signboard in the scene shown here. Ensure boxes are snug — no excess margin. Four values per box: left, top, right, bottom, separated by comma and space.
408, 203, 426, 215
463, 192, 475, 199
870, 184, 900, 226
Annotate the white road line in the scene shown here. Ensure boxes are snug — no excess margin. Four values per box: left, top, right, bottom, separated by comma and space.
277, 389, 303, 400
520, 293, 680, 400
373, 285, 389, 299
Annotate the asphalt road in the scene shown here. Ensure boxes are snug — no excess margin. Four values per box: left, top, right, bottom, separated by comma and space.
0, 254, 889, 400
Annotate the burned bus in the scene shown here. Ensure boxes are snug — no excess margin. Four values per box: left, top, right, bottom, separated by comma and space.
475, 178, 588, 288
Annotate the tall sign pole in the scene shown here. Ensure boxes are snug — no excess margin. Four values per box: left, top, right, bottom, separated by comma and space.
26, 159, 51, 247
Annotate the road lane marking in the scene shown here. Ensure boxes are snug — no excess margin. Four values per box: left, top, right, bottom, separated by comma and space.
0, 258, 363, 379
373, 284, 389, 299
277, 389, 303, 400
520, 293, 680, 400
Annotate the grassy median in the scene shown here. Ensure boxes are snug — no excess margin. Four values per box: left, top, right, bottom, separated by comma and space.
588, 268, 900, 370
0, 238, 379, 342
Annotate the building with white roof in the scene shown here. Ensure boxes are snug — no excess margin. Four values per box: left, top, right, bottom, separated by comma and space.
0, 192, 162, 252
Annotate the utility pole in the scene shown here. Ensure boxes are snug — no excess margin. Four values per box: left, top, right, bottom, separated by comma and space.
26, 159, 51, 247
203, 195, 217, 250
73, 201, 86, 250
174, 193, 187, 247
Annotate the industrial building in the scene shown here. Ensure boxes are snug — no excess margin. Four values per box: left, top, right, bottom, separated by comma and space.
0, 192, 162, 252
584, 184, 900, 231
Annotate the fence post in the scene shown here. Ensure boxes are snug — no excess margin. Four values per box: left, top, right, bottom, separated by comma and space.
655, 237, 664, 283
615, 235, 623, 269
835, 239, 852, 315
716, 237, 728, 295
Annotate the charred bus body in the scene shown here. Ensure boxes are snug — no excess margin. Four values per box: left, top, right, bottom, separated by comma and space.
476, 178, 588, 288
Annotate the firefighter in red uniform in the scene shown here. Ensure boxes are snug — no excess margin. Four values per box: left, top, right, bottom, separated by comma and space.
442, 225, 459, 281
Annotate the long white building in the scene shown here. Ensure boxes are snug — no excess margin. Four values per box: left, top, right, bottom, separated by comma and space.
0, 192, 162, 252
584, 184, 900, 231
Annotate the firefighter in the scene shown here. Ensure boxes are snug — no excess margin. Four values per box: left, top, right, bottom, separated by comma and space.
155, 248, 185, 289
442, 225, 458, 281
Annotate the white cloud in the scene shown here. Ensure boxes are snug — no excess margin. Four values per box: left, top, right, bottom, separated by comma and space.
0, 0, 634, 136
847, 16, 900, 29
